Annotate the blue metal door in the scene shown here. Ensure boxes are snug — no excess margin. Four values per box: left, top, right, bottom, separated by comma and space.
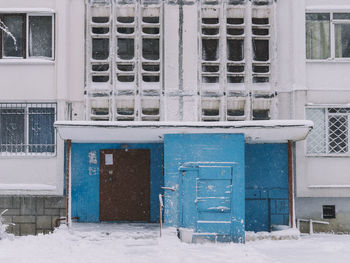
179, 162, 245, 243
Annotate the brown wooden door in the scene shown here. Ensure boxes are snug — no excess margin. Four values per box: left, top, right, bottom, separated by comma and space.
100, 149, 150, 221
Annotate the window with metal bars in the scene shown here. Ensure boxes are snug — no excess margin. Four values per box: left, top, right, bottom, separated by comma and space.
306, 107, 350, 155
0, 103, 56, 156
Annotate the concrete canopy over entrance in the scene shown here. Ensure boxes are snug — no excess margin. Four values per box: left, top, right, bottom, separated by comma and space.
55, 120, 313, 143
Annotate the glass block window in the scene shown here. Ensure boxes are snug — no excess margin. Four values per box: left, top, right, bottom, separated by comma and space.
0, 103, 56, 156
306, 107, 350, 155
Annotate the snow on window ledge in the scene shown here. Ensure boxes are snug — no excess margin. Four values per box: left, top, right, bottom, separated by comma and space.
0, 58, 55, 65
0, 184, 56, 191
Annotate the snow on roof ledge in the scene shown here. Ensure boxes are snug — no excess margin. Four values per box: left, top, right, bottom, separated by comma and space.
54, 120, 313, 143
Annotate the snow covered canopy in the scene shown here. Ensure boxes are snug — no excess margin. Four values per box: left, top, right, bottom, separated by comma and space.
54, 120, 313, 143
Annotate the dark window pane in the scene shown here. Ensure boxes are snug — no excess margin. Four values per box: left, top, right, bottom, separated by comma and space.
202, 39, 219, 61
92, 27, 109, 34
0, 109, 25, 152
92, 38, 109, 60
29, 16, 53, 58
92, 64, 109, 71
118, 38, 134, 60
142, 38, 159, 60
253, 110, 270, 120
333, 13, 350, 20
227, 109, 244, 116
252, 18, 269, 24
227, 76, 244, 83
92, 17, 109, 23
2, 15, 24, 57
227, 65, 244, 72
117, 64, 134, 71
202, 18, 219, 24
306, 13, 330, 21
253, 76, 269, 83
227, 28, 244, 36
252, 28, 269, 36
118, 75, 134, 82
28, 108, 55, 153
143, 17, 159, 24
92, 75, 109, 82
227, 39, 244, 61
117, 27, 134, 34
202, 65, 219, 72
335, 24, 350, 58
143, 64, 159, 71
143, 27, 159, 35
202, 27, 219, 35
142, 75, 159, 82
117, 17, 134, 23
227, 18, 244, 24
253, 39, 269, 61
253, 65, 269, 73
202, 76, 219, 83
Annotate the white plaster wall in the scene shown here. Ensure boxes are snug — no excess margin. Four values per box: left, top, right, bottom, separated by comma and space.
182, 3, 199, 122
0, 0, 85, 195
164, 4, 180, 121
294, 0, 350, 198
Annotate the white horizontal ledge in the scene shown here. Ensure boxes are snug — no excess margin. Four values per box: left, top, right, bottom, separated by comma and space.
55, 120, 313, 143
0, 59, 55, 65
0, 184, 56, 191
308, 185, 350, 189
0, 8, 55, 13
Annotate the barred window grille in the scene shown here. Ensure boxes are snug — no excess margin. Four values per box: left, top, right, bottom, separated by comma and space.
306, 107, 350, 155
0, 103, 56, 156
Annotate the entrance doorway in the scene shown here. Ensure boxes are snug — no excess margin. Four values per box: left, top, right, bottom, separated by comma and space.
100, 149, 150, 221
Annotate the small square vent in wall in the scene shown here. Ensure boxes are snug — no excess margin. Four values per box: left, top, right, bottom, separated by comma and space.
323, 205, 336, 219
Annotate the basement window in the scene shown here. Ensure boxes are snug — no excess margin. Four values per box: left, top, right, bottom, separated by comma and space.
0, 13, 54, 59
323, 205, 336, 219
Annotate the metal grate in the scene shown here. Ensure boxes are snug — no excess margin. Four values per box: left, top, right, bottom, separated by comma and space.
328, 115, 348, 154
306, 107, 350, 155
0, 103, 56, 156
306, 108, 326, 154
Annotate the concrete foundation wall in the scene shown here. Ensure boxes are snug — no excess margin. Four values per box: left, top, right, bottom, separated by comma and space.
296, 197, 350, 233
0, 196, 66, 236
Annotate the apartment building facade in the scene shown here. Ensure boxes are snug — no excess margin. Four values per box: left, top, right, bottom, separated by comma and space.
0, 0, 349, 238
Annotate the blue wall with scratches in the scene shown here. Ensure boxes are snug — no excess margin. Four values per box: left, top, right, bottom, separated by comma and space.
71, 143, 163, 223
245, 143, 289, 231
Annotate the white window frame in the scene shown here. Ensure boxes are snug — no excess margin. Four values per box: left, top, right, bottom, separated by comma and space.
0, 103, 57, 157
306, 105, 350, 157
306, 8, 350, 62
0, 12, 55, 61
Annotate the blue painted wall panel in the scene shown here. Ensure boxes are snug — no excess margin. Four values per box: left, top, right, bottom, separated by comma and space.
245, 143, 289, 231
70, 143, 163, 223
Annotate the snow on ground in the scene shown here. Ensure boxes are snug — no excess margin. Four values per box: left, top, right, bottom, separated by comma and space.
1, 223, 350, 263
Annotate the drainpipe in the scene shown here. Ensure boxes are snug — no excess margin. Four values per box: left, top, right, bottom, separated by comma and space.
66, 139, 72, 227
288, 140, 294, 228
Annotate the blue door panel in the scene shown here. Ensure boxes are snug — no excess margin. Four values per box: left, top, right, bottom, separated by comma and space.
245, 199, 269, 232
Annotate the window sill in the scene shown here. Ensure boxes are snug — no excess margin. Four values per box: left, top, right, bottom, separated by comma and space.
306, 59, 350, 63
0, 153, 57, 159
0, 58, 55, 65
306, 154, 350, 158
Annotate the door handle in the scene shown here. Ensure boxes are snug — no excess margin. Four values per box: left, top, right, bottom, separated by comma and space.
161, 186, 176, 191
